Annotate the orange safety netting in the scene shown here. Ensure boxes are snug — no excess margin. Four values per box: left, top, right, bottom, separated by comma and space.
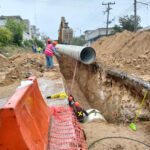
48, 106, 87, 150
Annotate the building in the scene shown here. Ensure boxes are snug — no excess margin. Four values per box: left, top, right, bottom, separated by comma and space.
30, 25, 40, 40
58, 17, 73, 44
84, 28, 114, 44
0, 15, 40, 41
0, 15, 23, 27
139, 26, 150, 32
23, 19, 32, 40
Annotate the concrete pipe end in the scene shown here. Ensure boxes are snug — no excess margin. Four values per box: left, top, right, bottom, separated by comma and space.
80, 47, 96, 64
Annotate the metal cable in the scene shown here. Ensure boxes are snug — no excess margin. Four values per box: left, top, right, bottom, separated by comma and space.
88, 136, 150, 149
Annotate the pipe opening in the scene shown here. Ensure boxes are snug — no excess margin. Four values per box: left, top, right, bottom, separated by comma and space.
80, 47, 96, 64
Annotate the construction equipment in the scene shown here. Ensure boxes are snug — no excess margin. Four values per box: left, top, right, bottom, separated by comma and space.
46, 92, 68, 99
58, 17, 73, 44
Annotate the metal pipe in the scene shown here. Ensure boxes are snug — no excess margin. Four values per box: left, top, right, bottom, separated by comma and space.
56, 44, 96, 64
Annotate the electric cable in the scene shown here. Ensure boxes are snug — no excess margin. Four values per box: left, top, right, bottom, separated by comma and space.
88, 136, 150, 149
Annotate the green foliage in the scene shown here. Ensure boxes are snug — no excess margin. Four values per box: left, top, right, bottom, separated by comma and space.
34, 38, 45, 49
0, 45, 31, 57
0, 27, 12, 47
23, 38, 44, 49
112, 15, 142, 34
112, 25, 124, 34
23, 40, 34, 47
5, 18, 27, 45
71, 35, 86, 46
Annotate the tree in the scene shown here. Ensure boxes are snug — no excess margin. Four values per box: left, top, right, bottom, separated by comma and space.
71, 35, 86, 46
34, 38, 45, 49
0, 27, 12, 46
112, 15, 142, 34
5, 18, 27, 45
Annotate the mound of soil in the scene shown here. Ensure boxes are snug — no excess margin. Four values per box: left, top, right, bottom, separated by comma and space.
91, 30, 150, 81
0, 53, 46, 86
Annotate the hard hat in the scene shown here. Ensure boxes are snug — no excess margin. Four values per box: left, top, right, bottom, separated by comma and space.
52, 41, 58, 45
68, 96, 73, 101
75, 102, 79, 107
47, 39, 51, 42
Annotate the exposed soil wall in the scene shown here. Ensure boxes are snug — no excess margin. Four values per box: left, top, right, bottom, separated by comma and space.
58, 55, 150, 123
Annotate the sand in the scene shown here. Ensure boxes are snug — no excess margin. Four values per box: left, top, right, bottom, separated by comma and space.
91, 30, 150, 81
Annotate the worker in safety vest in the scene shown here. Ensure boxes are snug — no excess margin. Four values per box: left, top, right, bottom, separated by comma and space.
37, 47, 41, 53
44, 39, 60, 70
74, 102, 88, 123
68, 95, 75, 107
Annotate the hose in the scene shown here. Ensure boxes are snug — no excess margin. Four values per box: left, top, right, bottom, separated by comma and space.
88, 136, 150, 149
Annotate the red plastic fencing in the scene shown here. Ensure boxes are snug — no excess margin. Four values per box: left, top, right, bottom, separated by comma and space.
48, 106, 88, 150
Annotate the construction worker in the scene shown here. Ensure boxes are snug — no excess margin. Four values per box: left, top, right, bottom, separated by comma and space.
74, 102, 88, 123
44, 39, 60, 70
37, 47, 41, 53
68, 95, 75, 107
32, 44, 36, 53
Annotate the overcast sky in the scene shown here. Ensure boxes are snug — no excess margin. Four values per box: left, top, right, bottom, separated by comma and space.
0, 0, 150, 39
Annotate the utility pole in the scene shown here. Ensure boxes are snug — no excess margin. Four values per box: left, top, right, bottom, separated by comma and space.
134, 0, 148, 33
102, 2, 115, 36
134, 0, 137, 32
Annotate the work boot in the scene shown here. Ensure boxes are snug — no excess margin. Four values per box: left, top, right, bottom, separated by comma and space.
45, 68, 49, 72
52, 68, 57, 71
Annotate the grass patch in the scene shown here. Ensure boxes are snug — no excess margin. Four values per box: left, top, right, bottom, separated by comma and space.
0, 45, 32, 57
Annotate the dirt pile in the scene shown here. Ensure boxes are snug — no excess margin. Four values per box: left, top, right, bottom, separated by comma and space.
0, 53, 45, 86
0, 54, 19, 86
10, 53, 45, 77
91, 30, 150, 81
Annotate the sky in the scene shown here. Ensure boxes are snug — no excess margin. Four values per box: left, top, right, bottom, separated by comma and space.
0, 0, 150, 39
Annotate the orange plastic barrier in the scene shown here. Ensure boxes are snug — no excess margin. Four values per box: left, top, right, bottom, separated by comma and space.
0, 77, 51, 150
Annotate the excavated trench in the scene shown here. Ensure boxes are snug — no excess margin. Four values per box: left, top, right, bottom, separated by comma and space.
57, 55, 150, 123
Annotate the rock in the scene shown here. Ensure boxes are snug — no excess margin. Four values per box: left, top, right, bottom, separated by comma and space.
11, 76, 18, 79
138, 55, 147, 59
144, 50, 149, 55
135, 65, 140, 69
24, 72, 32, 78
126, 60, 131, 64
116, 63, 120, 67
133, 59, 136, 62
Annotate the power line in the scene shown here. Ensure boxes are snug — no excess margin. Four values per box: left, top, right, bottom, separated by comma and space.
102, 2, 115, 36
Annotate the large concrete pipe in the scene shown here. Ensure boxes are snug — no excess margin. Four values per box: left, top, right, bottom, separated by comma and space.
56, 44, 96, 64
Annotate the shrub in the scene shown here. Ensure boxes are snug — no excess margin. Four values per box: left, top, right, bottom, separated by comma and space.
5, 18, 27, 45
34, 38, 45, 49
0, 27, 12, 47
